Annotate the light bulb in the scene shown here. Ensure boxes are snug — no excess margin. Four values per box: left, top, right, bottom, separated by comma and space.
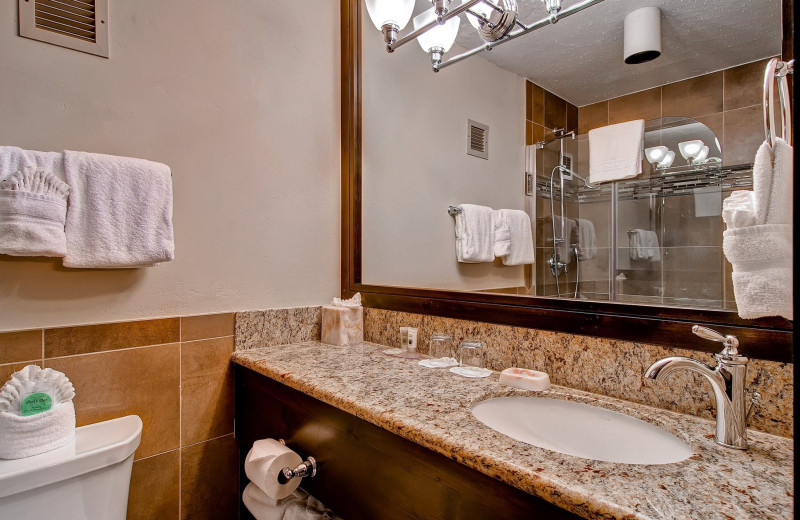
365, 0, 415, 31
678, 140, 705, 162
462, 0, 494, 30
657, 150, 675, 169
694, 146, 709, 164
414, 8, 460, 54
644, 146, 668, 164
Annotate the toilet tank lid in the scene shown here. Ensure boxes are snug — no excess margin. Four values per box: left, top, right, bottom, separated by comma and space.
0, 415, 143, 499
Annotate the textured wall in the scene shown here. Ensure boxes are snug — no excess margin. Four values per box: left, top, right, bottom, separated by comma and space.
0, 0, 340, 330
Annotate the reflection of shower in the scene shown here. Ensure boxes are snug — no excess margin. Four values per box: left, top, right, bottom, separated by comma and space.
538, 129, 598, 298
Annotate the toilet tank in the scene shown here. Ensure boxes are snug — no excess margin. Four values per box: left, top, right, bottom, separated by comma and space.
0, 415, 142, 520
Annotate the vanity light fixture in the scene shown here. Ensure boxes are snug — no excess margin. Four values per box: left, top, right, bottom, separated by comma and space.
694, 145, 710, 164
678, 140, 705, 164
644, 146, 668, 164
414, 8, 461, 68
658, 150, 676, 169
365, 0, 415, 47
366, 0, 605, 72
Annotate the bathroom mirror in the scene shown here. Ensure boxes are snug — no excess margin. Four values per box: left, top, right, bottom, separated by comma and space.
342, 0, 794, 360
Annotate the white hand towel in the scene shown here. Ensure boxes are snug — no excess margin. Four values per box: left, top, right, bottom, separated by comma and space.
766, 138, 793, 225
723, 224, 792, 320
497, 209, 534, 266
629, 229, 660, 261
573, 218, 597, 261
243, 483, 341, 520
492, 210, 511, 258
454, 204, 494, 263
588, 120, 644, 184
0, 146, 65, 181
752, 140, 773, 225
63, 151, 174, 268
722, 191, 756, 230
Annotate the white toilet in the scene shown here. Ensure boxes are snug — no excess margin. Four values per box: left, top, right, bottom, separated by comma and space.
0, 415, 143, 520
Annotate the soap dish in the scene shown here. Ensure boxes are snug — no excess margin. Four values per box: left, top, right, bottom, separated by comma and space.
499, 368, 551, 391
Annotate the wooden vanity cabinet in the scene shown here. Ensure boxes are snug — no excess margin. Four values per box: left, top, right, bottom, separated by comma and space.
236, 365, 581, 520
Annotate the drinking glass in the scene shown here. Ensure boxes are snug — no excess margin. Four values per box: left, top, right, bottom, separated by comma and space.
429, 333, 453, 359
458, 340, 485, 374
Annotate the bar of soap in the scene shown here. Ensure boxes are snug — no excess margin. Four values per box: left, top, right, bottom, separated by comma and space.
499, 367, 551, 391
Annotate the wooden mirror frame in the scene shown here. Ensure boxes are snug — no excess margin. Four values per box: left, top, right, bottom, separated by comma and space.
340, 0, 794, 363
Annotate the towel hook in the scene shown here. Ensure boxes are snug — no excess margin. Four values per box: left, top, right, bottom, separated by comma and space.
763, 58, 793, 147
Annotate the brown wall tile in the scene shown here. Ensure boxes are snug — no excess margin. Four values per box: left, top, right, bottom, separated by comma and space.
531, 82, 544, 126
525, 80, 533, 121
662, 72, 723, 118
566, 103, 578, 134
724, 59, 772, 111
723, 105, 763, 166
181, 435, 239, 520
46, 344, 180, 459
128, 451, 180, 520
180, 313, 234, 342
608, 87, 661, 124
181, 337, 235, 446
0, 329, 41, 364
0, 361, 42, 384
544, 90, 566, 130
46, 318, 179, 358
578, 101, 609, 134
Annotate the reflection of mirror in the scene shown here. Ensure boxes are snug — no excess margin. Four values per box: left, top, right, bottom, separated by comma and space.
361, 0, 785, 315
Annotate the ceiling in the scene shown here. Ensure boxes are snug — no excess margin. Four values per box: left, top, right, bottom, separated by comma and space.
412, 0, 782, 106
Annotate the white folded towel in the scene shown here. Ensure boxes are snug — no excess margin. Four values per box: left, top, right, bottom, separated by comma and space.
752, 140, 773, 225
63, 150, 174, 268
0, 190, 68, 257
492, 210, 511, 258
766, 138, 792, 225
495, 209, 534, 266
722, 191, 756, 230
629, 229, 660, 261
243, 483, 341, 520
573, 218, 596, 261
454, 204, 494, 263
588, 120, 645, 184
0, 146, 66, 181
723, 224, 792, 320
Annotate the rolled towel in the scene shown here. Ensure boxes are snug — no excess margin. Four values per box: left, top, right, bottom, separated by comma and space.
723, 224, 792, 320
496, 209, 534, 266
0, 365, 76, 459
722, 191, 756, 230
0, 146, 65, 181
752, 141, 773, 225
454, 204, 494, 263
63, 150, 174, 268
492, 210, 511, 258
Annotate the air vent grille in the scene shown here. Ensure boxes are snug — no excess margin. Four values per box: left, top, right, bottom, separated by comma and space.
467, 119, 489, 160
35, 0, 96, 42
19, 0, 109, 58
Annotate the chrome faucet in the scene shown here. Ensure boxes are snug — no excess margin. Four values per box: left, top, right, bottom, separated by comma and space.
645, 325, 751, 450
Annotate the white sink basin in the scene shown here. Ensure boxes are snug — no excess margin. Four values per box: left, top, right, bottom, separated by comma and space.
472, 396, 693, 465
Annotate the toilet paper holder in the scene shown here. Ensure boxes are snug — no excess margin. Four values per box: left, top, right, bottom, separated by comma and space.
277, 439, 317, 484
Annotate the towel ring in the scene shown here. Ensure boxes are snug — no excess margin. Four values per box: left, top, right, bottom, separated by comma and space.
763, 58, 793, 148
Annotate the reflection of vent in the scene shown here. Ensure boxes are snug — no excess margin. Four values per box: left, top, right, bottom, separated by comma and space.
19, 0, 109, 58
467, 119, 489, 160
561, 153, 573, 171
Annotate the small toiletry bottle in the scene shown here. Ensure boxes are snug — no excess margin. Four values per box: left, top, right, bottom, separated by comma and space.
407, 328, 418, 353
400, 327, 410, 352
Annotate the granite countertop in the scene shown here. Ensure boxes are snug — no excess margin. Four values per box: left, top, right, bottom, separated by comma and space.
232, 341, 794, 520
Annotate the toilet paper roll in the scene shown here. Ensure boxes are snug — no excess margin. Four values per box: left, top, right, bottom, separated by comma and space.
244, 439, 304, 500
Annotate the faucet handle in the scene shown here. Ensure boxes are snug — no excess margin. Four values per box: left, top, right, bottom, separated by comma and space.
692, 325, 740, 357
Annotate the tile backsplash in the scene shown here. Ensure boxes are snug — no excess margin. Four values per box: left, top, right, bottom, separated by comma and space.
362, 308, 793, 439
0, 313, 239, 520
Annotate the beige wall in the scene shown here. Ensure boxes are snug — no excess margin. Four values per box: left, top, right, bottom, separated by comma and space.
361, 3, 526, 291
0, 0, 340, 331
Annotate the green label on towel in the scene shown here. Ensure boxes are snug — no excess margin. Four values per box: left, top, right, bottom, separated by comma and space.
21, 392, 53, 416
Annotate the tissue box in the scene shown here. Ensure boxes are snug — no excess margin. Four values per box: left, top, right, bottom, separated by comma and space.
321, 306, 363, 346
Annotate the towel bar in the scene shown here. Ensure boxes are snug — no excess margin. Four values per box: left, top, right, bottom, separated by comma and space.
448, 206, 462, 216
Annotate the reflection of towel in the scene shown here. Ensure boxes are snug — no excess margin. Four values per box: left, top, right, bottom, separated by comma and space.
454, 204, 494, 263
588, 120, 644, 184
63, 151, 174, 268
723, 224, 792, 320
573, 219, 596, 260
693, 186, 722, 217
551, 215, 576, 263
496, 209, 534, 266
492, 210, 511, 258
629, 229, 660, 261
